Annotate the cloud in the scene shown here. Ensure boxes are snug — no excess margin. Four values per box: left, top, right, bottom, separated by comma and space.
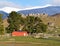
0, 1, 21, 8
52, 0, 60, 6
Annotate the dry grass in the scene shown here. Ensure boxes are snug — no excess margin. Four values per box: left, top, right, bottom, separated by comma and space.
39, 14, 60, 26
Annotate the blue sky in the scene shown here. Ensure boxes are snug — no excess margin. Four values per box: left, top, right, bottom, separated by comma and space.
7, 0, 51, 7
0, 0, 60, 8
10, 0, 51, 6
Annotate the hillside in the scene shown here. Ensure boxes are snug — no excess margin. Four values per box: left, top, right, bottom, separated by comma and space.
39, 13, 60, 27
3, 18, 9, 27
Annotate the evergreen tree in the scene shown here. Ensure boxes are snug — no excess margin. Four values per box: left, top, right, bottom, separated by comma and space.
7, 11, 22, 33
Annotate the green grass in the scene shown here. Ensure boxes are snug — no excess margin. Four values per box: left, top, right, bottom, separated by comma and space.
0, 36, 60, 46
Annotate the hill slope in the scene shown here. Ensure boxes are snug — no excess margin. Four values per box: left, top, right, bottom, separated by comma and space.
39, 13, 60, 26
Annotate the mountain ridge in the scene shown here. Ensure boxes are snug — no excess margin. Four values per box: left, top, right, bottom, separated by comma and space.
0, 5, 51, 13
18, 6, 60, 15
0, 6, 60, 18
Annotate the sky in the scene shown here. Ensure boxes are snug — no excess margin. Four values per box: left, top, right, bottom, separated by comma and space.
0, 0, 60, 8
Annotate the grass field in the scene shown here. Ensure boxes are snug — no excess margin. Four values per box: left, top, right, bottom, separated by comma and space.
0, 36, 60, 46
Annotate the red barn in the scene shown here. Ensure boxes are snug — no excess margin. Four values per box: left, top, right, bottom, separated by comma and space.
12, 31, 28, 36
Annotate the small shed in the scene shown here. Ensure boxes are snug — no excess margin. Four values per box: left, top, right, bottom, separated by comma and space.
12, 31, 28, 36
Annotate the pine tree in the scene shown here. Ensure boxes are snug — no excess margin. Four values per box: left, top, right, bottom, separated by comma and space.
7, 11, 22, 33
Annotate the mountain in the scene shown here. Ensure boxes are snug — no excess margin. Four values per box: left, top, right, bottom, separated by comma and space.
0, 11, 8, 19
0, 7, 20, 19
0, 6, 60, 19
18, 6, 60, 15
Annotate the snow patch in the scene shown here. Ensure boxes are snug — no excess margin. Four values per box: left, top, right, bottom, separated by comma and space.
20, 4, 52, 10
0, 7, 20, 13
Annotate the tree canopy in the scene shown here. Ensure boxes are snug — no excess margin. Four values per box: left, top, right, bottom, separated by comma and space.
22, 15, 47, 34
7, 11, 22, 33
7, 11, 47, 33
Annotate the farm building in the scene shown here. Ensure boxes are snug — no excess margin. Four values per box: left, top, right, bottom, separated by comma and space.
12, 31, 28, 36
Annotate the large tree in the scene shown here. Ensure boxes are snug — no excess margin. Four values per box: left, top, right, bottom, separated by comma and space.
7, 11, 22, 33
7, 12, 47, 33
22, 16, 47, 34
